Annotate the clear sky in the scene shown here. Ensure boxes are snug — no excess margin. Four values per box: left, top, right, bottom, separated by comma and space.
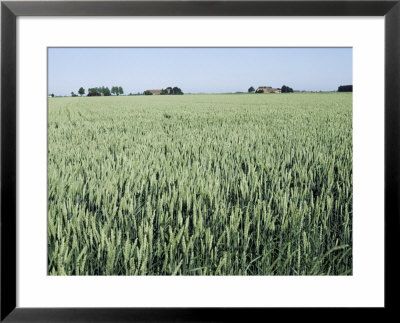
48, 47, 352, 95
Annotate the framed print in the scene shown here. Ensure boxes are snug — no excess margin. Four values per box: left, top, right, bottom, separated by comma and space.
1, 0, 399, 321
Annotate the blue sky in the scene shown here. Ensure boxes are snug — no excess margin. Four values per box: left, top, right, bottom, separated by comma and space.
48, 48, 352, 95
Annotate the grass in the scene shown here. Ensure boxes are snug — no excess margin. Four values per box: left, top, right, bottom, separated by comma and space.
48, 93, 352, 275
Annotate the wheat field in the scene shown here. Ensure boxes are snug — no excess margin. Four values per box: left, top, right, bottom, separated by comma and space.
48, 93, 352, 275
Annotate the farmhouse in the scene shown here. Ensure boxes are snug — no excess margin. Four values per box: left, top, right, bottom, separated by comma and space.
146, 89, 162, 95
256, 86, 281, 94
144, 88, 174, 95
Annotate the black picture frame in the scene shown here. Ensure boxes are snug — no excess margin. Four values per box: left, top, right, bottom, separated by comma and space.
1, 0, 399, 321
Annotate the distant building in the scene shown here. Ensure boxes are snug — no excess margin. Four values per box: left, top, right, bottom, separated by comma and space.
256, 86, 280, 94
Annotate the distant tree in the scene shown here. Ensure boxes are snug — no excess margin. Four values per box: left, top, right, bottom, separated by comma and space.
71, 91, 78, 97
338, 85, 352, 92
111, 86, 118, 96
51, 94, 54, 97
110, 86, 123, 95
103, 87, 111, 96
281, 85, 294, 93
78, 87, 85, 96
144, 90, 153, 95
159, 86, 184, 95
87, 88, 100, 96
172, 86, 183, 95
248, 86, 255, 93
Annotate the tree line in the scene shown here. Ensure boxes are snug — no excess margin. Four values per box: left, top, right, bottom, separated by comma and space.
144, 86, 184, 95
162, 87, 183, 95
70, 86, 185, 97
70, 86, 124, 97
247, 85, 294, 93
